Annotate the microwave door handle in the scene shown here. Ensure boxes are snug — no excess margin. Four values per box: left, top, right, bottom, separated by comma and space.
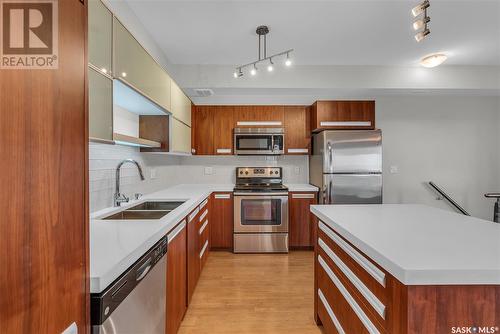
271, 136, 274, 152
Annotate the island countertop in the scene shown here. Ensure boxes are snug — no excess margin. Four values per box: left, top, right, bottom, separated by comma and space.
310, 204, 500, 285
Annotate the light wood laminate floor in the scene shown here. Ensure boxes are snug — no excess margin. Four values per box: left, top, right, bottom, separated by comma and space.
178, 251, 324, 334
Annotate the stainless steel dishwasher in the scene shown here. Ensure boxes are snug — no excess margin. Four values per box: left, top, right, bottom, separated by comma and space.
91, 236, 167, 334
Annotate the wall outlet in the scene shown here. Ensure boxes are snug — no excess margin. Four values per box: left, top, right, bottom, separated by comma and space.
204, 167, 214, 175
150, 168, 157, 179
390, 165, 399, 174
294, 166, 301, 175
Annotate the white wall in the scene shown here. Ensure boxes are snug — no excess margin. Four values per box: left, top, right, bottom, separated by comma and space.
377, 96, 500, 220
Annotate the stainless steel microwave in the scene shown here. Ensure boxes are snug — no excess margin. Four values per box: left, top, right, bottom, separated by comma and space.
234, 128, 284, 155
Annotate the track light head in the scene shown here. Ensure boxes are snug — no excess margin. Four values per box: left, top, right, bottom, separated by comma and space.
250, 64, 257, 76
415, 29, 430, 42
412, 0, 430, 17
267, 58, 274, 72
413, 16, 430, 31
285, 53, 292, 66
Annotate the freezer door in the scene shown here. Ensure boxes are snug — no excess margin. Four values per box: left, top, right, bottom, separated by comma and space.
318, 130, 382, 173
321, 174, 382, 204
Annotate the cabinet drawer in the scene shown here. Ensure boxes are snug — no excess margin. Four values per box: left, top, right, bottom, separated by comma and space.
318, 288, 346, 334
199, 239, 209, 268
318, 255, 385, 334
198, 219, 209, 246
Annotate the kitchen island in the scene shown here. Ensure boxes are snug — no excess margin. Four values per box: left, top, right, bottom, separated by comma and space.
310, 204, 500, 334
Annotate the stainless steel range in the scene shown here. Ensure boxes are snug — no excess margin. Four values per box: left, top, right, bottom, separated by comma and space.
233, 167, 289, 253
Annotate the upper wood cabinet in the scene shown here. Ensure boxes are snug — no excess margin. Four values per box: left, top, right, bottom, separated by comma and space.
170, 118, 191, 154
88, 0, 112, 72
213, 106, 235, 154
234, 106, 284, 127
88, 67, 113, 142
284, 106, 311, 155
310, 101, 375, 132
113, 18, 171, 111
171, 81, 192, 126
192, 105, 214, 155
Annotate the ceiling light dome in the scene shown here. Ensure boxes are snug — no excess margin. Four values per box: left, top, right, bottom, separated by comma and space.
420, 53, 447, 68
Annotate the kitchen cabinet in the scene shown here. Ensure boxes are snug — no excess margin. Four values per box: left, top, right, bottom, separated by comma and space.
289, 192, 317, 248
210, 193, 234, 250
170, 118, 192, 154
234, 106, 284, 127
284, 106, 311, 154
310, 101, 375, 132
213, 106, 235, 155
88, 67, 113, 142
166, 222, 187, 334
187, 206, 201, 303
192, 105, 214, 155
139, 115, 170, 152
198, 198, 211, 271
0, 0, 88, 332
171, 81, 192, 126
113, 17, 171, 111
88, 0, 112, 73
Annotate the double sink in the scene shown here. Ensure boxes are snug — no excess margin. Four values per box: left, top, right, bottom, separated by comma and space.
103, 201, 185, 220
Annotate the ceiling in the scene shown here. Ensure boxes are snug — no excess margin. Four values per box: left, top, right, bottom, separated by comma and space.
124, 0, 500, 67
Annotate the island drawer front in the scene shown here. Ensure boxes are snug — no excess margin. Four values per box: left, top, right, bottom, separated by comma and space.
318, 255, 385, 334
199, 239, 209, 269
318, 289, 346, 334
318, 222, 387, 295
198, 220, 210, 252
318, 239, 388, 331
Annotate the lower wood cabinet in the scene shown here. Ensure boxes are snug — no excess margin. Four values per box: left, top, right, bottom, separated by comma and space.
210, 193, 234, 250
166, 221, 187, 334
289, 192, 317, 248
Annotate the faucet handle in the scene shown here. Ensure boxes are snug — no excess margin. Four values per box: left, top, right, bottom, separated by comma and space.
134, 193, 143, 200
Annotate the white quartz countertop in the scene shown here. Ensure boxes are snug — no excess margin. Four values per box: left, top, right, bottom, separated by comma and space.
90, 184, 233, 293
310, 204, 500, 285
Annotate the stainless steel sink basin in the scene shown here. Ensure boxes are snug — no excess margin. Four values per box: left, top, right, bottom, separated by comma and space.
102, 210, 171, 220
127, 201, 185, 211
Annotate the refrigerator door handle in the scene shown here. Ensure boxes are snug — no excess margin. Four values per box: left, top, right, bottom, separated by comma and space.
327, 142, 333, 171
328, 179, 333, 204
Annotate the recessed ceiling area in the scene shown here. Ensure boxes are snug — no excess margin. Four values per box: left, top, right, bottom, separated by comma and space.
123, 0, 500, 66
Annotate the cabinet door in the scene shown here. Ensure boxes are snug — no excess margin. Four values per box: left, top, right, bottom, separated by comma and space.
284, 106, 310, 154
312, 101, 375, 131
192, 105, 214, 155
167, 225, 187, 334
171, 81, 192, 126
289, 192, 318, 248
113, 18, 171, 111
213, 106, 235, 155
88, 67, 113, 141
234, 106, 284, 127
170, 118, 192, 154
210, 193, 234, 249
88, 0, 112, 72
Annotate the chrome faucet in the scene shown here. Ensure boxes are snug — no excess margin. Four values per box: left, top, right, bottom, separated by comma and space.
115, 159, 145, 206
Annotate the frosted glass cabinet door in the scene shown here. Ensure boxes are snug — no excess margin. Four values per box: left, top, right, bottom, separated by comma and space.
89, 68, 113, 141
171, 81, 191, 126
113, 18, 171, 111
88, 0, 112, 73
170, 118, 192, 154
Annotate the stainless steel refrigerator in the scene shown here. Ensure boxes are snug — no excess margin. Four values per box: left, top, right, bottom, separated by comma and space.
309, 130, 382, 204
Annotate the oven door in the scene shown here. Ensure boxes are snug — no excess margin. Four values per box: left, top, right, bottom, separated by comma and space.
234, 134, 274, 155
234, 195, 289, 233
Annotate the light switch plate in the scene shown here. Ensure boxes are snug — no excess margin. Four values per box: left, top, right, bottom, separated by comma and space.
150, 168, 157, 179
390, 165, 399, 174
204, 167, 214, 175
294, 166, 301, 175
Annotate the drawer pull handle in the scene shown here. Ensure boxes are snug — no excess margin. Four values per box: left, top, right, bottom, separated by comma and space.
292, 193, 315, 199
214, 194, 231, 199
199, 220, 208, 235
199, 198, 209, 210
318, 289, 346, 334
236, 121, 282, 126
168, 220, 186, 243
188, 208, 199, 223
320, 121, 371, 127
199, 240, 209, 258
199, 209, 208, 222
319, 255, 380, 334
216, 148, 232, 154
319, 222, 385, 287
319, 238, 385, 319
287, 148, 309, 153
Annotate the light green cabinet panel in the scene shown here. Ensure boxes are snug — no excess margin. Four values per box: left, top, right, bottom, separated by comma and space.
113, 18, 171, 111
88, 0, 112, 72
170, 118, 191, 154
89, 68, 113, 141
171, 81, 191, 126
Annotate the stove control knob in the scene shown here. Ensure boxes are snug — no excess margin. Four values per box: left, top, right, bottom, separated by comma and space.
245, 171, 249, 175
239, 171, 243, 174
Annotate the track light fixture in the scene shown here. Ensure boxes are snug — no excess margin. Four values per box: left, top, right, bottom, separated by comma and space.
233, 25, 293, 78
412, 0, 431, 42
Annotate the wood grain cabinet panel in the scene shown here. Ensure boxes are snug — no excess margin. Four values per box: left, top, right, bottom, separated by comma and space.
284, 106, 311, 154
234, 106, 284, 126
166, 224, 187, 334
311, 101, 375, 132
192, 105, 214, 155
289, 192, 317, 248
210, 193, 234, 249
0, 0, 88, 332
213, 106, 235, 154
